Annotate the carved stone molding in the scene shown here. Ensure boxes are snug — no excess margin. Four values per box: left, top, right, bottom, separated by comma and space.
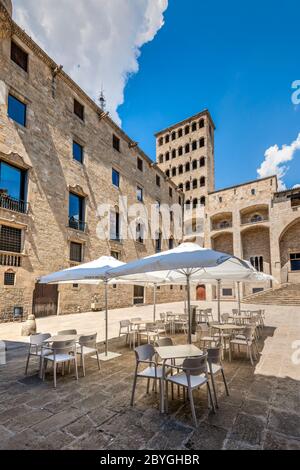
68, 184, 88, 198
0, 5, 12, 39
0, 151, 32, 170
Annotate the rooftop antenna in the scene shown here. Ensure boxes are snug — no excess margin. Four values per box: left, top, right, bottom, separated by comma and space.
99, 84, 106, 111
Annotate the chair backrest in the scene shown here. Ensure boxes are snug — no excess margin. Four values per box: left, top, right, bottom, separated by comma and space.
160, 312, 166, 321
183, 354, 208, 376
198, 324, 210, 334
51, 340, 76, 355
131, 318, 141, 322
30, 333, 51, 346
156, 337, 173, 347
135, 344, 155, 362
179, 314, 188, 320
57, 329, 77, 336
207, 346, 222, 365
232, 309, 238, 316
120, 320, 130, 328
221, 313, 230, 323
78, 333, 97, 348
145, 322, 156, 331
243, 326, 255, 341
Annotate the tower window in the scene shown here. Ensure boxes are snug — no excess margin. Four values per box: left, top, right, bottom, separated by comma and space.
158, 137, 163, 146
185, 162, 190, 172
8, 95, 27, 127
172, 167, 176, 177
193, 179, 198, 189
11, 41, 28, 72
112, 168, 120, 188
192, 122, 197, 132
74, 99, 84, 121
171, 131, 176, 141
178, 128, 183, 138
185, 144, 190, 154
199, 137, 205, 148
113, 134, 120, 152
186, 181, 191, 191
172, 149, 176, 159
179, 183, 183, 191
73, 141, 84, 164
166, 169, 170, 178
200, 177, 206, 187
165, 135, 170, 144
178, 147, 183, 156
200, 157, 205, 167
156, 175, 161, 187
169, 188, 173, 198
178, 165, 183, 175
192, 160, 197, 170
185, 126, 190, 135
200, 196, 206, 206
192, 141, 197, 151
137, 157, 143, 172
159, 154, 163, 164
165, 152, 170, 161
4, 271, 15, 286
199, 119, 205, 129
250, 256, 264, 272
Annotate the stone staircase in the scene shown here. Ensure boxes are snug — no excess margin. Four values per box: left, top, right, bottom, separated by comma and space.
243, 283, 300, 305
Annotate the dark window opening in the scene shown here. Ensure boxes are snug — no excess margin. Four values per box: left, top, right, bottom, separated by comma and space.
133, 285, 144, 304
185, 144, 190, 154
113, 134, 120, 152
169, 238, 174, 249
200, 196, 206, 206
136, 223, 144, 244
290, 253, 300, 271
250, 256, 264, 272
111, 251, 120, 260
137, 157, 143, 172
178, 147, 183, 156
193, 179, 198, 189
179, 165, 183, 175
178, 129, 183, 138
185, 163, 190, 172
165, 152, 170, 161
186, 181, 191, 191
0, 225, 22, 253
172, 167, 176, 177
199, 119, 205, 129
137, 186, 143, 202
222, 288, 233, 297
159, 154, 163, 164
74, 99, 84, 120
200, 177, 206, 187
172, 149, 176, 159
4, 271, 15, 286
185, 126, 190, 135
169, 187, 173, 198
199, 137, 205, 148
165, 135, 170, 144
172, 132, 176, 141
73, 141, 84, 164
155, 233, 162, 253
192, 160, 197, 170
156, 175, 161, 187
69, 192, 85, 231
192, 122, 197, 132
192, 141, 197, 151
166, 170, 170, 178
253, 288, 264, 294
70, 242, 82, 263
112, 168, 120, 188
8, 94, 26, 127
158, 137, 163, 146
200, 157, 205, 167
11, 41, 28, 72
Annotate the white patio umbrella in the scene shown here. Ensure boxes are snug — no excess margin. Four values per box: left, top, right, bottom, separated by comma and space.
106, 243, 251, 343
39, 256, 166, 359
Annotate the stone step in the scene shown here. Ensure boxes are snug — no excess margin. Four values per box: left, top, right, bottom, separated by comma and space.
244, 283, 300, 306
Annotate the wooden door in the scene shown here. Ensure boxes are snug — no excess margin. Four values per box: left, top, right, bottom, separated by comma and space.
32, 283, 58, 318
196, 285, 206, 301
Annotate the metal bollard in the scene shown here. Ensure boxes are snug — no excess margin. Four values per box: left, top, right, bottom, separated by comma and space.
0, 341, 6, 365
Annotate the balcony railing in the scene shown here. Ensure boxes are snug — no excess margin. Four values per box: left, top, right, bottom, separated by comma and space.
0, 194, 28, 214
68, 217, 86, 232
0, 252, 22, 267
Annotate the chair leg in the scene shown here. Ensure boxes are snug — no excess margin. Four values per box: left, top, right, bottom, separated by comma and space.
165, 380, 169, 413
82, 354, 86, 377
74, 355, 79, 381
53, 361, 57, 389
147, 378, 150, 394
42, 358, 48, 381
25, 352, 30, 375
188, 387, 197, 427
248, 346, 254, 366
131, 372, 138, 406
207, 382, 216, 414
210, 374, 219, 409
221, 369, 230, 396
96, 351, 101, 371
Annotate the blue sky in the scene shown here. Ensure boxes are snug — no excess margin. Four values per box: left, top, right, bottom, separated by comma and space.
119, 0, 300, 191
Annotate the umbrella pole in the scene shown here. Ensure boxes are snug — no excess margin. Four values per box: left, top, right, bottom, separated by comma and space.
153, 284, 157, 323
104, 279, 108, 357
237, 281, 241, 315
217, 279, 221, 323
186, 274, 192, 344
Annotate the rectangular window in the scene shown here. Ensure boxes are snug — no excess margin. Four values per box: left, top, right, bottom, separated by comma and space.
70, 242, 82, 263
136, 223, 144, 244
69, 192, 85, 231
0, 225, 22, 253
74, 99, 84, 120
137, 157, 143, 172
156, 175, 161, 187
111, 251, 120, 260
112, 168, 120, 188
8, 94, 26, 127
290, 253, 300, 271
250, 256, 264, 272
253, 288, 264, 294
110, 210, 120, 241
73, 141, 84, 164
4, 271, 15, 286
0, 161, 27, 213
137, 186, 143, 202
169, 188, 173, 198
11, 41, 28, 72
133, 285, 144, 305
113, 134, 120, 152
222, 288, 233, 297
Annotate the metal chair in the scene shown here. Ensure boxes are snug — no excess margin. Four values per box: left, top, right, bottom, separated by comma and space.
207, 346, 229, 408
119, 320, 131, 344
42, 339, 78, 388
138, 322, 160, 345
57, 329, 77, 336
229, 326, 258, 365
77, 333, 100, 377
197, 324, 217, 349
25, 333, 51, 375
165, 354, 215, 427
131, 344, 167, 406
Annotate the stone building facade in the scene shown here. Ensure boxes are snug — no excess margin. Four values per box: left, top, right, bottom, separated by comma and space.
156, 119, 300, 301
0, 0, 185, 320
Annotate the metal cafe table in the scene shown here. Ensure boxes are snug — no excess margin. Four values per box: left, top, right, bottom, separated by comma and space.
155, 344, 203, 413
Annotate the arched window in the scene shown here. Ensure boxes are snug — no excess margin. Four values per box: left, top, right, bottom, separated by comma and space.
185, 162, 190, 172
199, 119, 205, 129
178, 128, 183, 138
169, 237, 174, 249
192, 160, 197, 170
165, 134, 170, 144
200, 177, 206, 187
172, 149, 176, 159
166, 169, 170, 178
185, 125, 190, 135
193, 179, 198, 189
171, 131, 176, 141
193, 198, 198, 209
185, 143, 190, 154
136, 221, 145, 244
179, 183, 183, 191
155, 231, 162, 253
192, 122, 197, 132
220, 220, 230, 229
185, 181, 191, 191
172, 167, 176, 177
199, 137, 205, 148
179, 165, 183, 175
200, 156, 205, 167
192, 141, 197, 151
158, 137, 163, 146
165, 152, 170, 161
185, 200, 191, 211
178, 146, 183, 156
200, 196, 206, 206
159, 154, 163, 164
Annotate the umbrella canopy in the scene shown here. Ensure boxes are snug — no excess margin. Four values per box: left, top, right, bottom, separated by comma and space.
107, 243, 250, 343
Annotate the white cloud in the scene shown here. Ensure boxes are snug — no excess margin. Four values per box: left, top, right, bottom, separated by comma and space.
13, 0, 168, 124
257, 133, 300, 190
293, 184, 300, 189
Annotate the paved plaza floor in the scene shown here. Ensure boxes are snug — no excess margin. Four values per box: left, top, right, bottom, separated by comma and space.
0, 301, 299, 450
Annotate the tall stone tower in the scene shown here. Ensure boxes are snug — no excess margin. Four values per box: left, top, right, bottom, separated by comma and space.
155, 110, 215, 209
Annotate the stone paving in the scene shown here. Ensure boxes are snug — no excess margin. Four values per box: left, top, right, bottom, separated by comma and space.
0, 303, 300, 450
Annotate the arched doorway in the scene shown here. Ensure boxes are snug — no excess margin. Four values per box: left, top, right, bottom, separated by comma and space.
279, 218, 300, 283
196, 285, 206, 301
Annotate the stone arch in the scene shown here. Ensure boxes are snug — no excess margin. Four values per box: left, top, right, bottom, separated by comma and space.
279, 218, 300, 273
211, 232, 233, 255
241, 225, 271, 272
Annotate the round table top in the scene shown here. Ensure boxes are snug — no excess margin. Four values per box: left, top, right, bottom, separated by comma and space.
211, 324, 244, 331
130, 320, 147, 326
44, 334, 79, 343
